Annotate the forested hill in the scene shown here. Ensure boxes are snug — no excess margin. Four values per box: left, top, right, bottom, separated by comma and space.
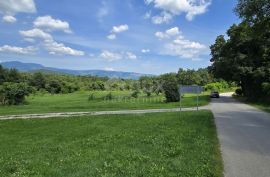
1, 61, 152, 80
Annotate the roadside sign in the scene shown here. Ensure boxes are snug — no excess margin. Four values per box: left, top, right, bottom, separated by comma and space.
179, 85, 203, 111
179, 85, 203, 94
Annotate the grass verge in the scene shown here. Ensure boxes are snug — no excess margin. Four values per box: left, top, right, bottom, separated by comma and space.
0, 111, 223, 177
234, 95, 270, 113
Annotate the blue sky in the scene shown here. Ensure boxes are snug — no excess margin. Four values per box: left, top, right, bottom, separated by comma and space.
0, 0, 239, 74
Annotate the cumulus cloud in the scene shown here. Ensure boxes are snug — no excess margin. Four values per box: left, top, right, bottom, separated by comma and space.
141, 49, 150, 53
155, 27, 207, 58
155, 27, 181, 40
100, 51, 137, 61
126, 52, 137, 59
0, 0, 36, 14
2, 15, 16, 23
20, 28, 84, 56
107, 34, 116, 40
44, 41, 85, 56
0, 45, 36, 54
107, 24, 129, 40
145, 0, 211, 22
20, 28, 53, 41
111, 24, 129, 33
100, 50, 123, 61
34, 16, 72, 33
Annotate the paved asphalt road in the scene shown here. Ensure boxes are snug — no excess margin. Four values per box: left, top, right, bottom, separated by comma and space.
210, 93, 270, 177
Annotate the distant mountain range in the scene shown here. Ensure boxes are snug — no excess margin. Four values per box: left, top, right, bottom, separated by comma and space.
1, 61, 152, 80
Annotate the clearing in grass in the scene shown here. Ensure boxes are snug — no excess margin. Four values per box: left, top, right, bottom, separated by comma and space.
0, 111, 223, 177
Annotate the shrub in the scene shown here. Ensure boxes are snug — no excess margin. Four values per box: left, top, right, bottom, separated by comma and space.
46, 80, 62, 94
131, 90, 139, 98
104, 92, 113, 100
204, 81, 229, 91
161, 74, 180, 102
0, 82, 32, 105
88, 93, 95, 101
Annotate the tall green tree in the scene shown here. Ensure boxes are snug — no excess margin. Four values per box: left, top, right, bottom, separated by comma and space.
210, 0, 270, 100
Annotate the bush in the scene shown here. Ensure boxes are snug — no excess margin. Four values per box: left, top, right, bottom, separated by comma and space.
104, 92, 113, 100
46, 80, 62, 94
131, 90, 139, 98
0, 82, 32, 105
88, 93, 95, 101
161, 74, 180, 102
204, 81, 229, 91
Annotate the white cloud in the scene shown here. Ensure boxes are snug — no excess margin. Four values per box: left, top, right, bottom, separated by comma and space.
111, 24, 129, 33
155, 27, 181, 40
151, 11, 172, 24
141, 49, 150, 53
126, 52, 137, 59
20, 28, 53, 41
146, 0, 211, 21
45, 41, 85, 56
2, 15, 16, 23
100, 50, 137, 61
0, 45, 36, 54
107, 24, 129, 40
34, 16, 72, 33
100, 50, 123, 61
155, 27, 207, 58
104, 67, 115, 71
166, 27, 180, 36
20, 28, 84, 56
165, 36, 206, 58
107, 34, 116, 40
0, 0, 36, 14
23, 38, 36, 43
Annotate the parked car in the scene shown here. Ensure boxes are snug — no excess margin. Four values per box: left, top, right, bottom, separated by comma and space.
210, 91, 220, 98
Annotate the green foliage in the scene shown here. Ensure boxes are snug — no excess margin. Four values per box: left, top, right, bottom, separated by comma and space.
161, 73, 180, 102
204, 81, 229, 91
177, 68, 214, 86
131, 90, 139, 98
104, 92, 113, 100
46, 80, 62, 94
88, 93, 95, 101
29, 72, 46, 90
0, 82, 32, 105
210, 0, 270, 100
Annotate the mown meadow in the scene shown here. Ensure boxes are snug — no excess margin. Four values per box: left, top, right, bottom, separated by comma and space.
0, 111, 223, 177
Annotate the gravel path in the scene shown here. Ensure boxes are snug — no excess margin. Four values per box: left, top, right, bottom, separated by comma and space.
210, 93, 270, 177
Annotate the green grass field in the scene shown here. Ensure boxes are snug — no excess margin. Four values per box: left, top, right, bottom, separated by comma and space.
0, 91, 210, 115
0, 111, 222, 177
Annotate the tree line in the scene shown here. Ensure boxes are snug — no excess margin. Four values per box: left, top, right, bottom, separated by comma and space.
0, 65, 232, 105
